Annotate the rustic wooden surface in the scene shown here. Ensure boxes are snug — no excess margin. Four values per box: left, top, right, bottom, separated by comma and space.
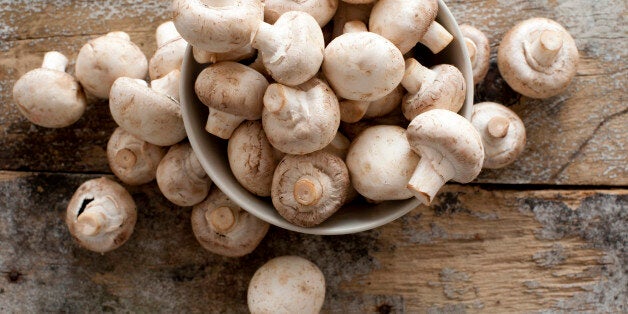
0, 0, 626, 313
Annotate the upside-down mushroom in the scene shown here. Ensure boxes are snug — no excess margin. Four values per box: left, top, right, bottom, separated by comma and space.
460, 24, 490, 84
107, 127, 166, 186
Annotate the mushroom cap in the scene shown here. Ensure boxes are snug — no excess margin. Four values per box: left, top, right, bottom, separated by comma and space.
75, 32, 148, 99
323, 32, 405, 101
263, 0, 338, 27
66, 177, 137, 253
248, 256, 325, 314
460, 24, 490, 84
471, 102, 526, 169
107, 127, 166, 186
228, 120, 284, 197
369, 0, 438, 54
262, 78, 340, 155
363, 84, 404, 119
497, 18, 579, 99
156, 143, 212, 207
12, 68, 86, 128
271, 151, 350, 227
191, 187, 269, 257
347, 125, 419, 201
195, 62, 269, 120
172, 0, 263, 53
402, 63, 466, 120
149, 37, 188, 80
406, 109, 484, 183
109, 77, 186, 147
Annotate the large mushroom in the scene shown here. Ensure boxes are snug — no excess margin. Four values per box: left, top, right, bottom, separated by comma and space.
12, 51, 86, 128
262, 0, 338, 27
460, 24, 490, 85
156, 143, 212, 207
107, 127, 166, 186
66, 177, 137, 253
191, 187, 269, 257
149, 21, 188, 80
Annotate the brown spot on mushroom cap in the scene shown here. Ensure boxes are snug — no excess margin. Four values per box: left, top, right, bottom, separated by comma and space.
459, 24, 490, 85
156, 143, 212, 207
271, 151, 350, 227
263, 0, 338, 27
107, 127, 166, 186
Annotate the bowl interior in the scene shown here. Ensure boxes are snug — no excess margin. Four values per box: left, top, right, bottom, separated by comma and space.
181, 0, 474, 235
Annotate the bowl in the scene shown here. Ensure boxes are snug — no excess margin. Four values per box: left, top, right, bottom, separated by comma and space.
180, 0, 474, 235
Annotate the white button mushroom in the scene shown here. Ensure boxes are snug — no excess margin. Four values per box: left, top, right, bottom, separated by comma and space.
262, 0, 338, 27
194, 62, 269, 139
156, 143, 212, 207
228, 120, 284, 197
321, 132, 351, 160
107, 127, 166, 186
66, 177, 137, 253
262, 78, 340, 155
248, 256, 325, 314
12, 51, 86, 128
346, 125, 420, 201
172, 0, 263, 53
251, 11, 325, 86
460, 24, 490, 85
471, 102, 526, 169
405, 109, 484, 205
75, 32, 148, 99
149, 21, 188, 80
340, 84, 404, 123
497, 18, 579, 99
400, 58, 466, 120
271, 151, 350, 227
369, 0, 453, 54
192, 44, 256, 64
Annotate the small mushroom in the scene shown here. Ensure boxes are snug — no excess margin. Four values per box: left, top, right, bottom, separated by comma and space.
195, 62, 269, 139
75, 32, 148, 99
369, 0, 453, 54
251, 11, 324, 86
66, 177, 137, 253
263, 0, 338, 27
107, 127, 167, 186
149, 21, 188, 80
191, 187, 269, 257
271, 151, 350, 227
331, 1, 374, 39
406, 109, 484, 205
228, 120, 284, 197
12, 51, 86, 128
172, 0, 263, 53
109, 76, 186, 146
340, 84, 404, 123
262, 78, 340, 155
248, 256, 325, 314
192, 44, 256, 64
156, 143, 212, 207
497, 18, 579, 99
346, 125, 419, 201
400, 58, 466, 120
460, 24, 490, 85
471, 102, 526, 169
323, 21, 405, 101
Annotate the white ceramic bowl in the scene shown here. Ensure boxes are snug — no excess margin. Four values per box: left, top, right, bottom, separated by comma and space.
181, 0, 473, 235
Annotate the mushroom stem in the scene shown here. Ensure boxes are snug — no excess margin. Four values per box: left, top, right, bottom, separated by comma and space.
206, 206, 237, 234
407, 152, 456, 206
75, 210, 107, 237
401, 58, 434, 95
151, 70, 180, 102
156, 22, 181, 47
193, 47, 218, 64
293, 175, 323, 207
340, 100, 370, 123
42, 51, 68, 72
527, 29, 563, 68
106, 31, 131, 41
343, 21, 368, 33
263, 84, 308, 116
205, 110, 246, 139
114, 148, 138, 169
464, 37, 477, 65
251, 22, 287, 63
487, 116, 510, 138
419, 21, 454, 54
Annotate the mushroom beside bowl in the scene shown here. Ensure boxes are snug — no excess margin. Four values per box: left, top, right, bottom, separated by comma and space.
181, 0, 474, 235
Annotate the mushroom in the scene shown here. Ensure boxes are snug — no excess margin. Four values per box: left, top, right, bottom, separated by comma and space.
150, 69, 181, 102
191, 187, 269, 257
405, 109, 484, 205
75, 31, 148, 99
460, 24, 490, 85
471, 102, 526, 169
107, 127, 167, 186
331, 1, 373, 39
228, 120, 284, 197
248, 256, 325, 314
172, 0, 263, 53
323, 21, 405, 101
251, 11, 325, 86
192, 44, 255, 64
271, 151, 350, 227
12, 51, 86, 128
194, 62, 269, 139
497, 18, 579, 99
262, 0, 338, 27
400, 58, 466, 120
321, 132, 351, 160
156, 143, 212, 207
340, 105, 409, 141
369, 0, 453, 54
66, 177, 137, 253
346, 125, 419, 201
340, 84, 404, 123
149, 21, 188, 80
109, 75, 186, 146
262, 78, 340, 155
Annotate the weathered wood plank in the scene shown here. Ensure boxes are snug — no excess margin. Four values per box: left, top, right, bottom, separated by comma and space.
1, 171, 625, 313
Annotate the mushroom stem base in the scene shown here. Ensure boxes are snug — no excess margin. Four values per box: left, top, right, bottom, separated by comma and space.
407, 158, 454, 206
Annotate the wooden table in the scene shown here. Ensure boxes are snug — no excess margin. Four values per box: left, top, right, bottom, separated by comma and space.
1, 1, 626, 312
